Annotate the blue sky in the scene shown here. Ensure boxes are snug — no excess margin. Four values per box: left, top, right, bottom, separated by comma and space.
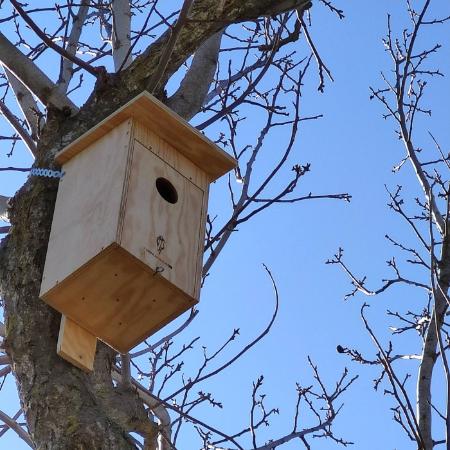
1, 1, 450, 448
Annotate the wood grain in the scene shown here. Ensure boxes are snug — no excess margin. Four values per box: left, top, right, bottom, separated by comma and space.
120, 140, 205, 297
133, 122, 210, 190
40, 119, 133, 297
57, 316, 97, 372
55, 91, 236, 181
42, 245, 197, 353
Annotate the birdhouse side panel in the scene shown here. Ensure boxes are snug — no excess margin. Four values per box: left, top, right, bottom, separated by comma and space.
120, 139, 206, 299
133, 122, 210, 190
40, 119, 133, 297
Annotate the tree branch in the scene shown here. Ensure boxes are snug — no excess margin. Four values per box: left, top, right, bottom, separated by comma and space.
0, 31, 77, 111
0, 409, 33, 448
57, 0, 90, 92
10, 0, 99, 79
121, 0, 312, 96
296, 12, 334, 92
112, 367, 172, 450
0, 99, 37, 156
111, 0, 132, 71
165, 264, 279, 402
167, 30, 224, 121
131, 309, 199, 358
146, 0, 196, 93
3, 67, 41, 141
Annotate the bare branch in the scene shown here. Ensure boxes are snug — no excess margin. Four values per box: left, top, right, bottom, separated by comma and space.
0, 409, 33, 448
326, 247, 430, 301
111, 0, 132, 71
0, 31, 77, 111
360, 304, 424, 447
296, 12, 334, 92
0, 410, 21, 439
0, 99, 37, 155
131, 309, 198, 358
146, 0, 196, 93
318, 0, 345, 19
197, 30, 280, 131
3, 67, 41, 141
164, 264, 279, 402
58, 0, 90, 92
10, 0, 100, 79
168, 30, 224, 121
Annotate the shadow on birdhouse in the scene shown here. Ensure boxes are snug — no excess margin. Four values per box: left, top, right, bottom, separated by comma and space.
39, 92, 236, 371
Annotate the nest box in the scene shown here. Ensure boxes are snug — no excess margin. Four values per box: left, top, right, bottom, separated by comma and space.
40, 92, 236, 371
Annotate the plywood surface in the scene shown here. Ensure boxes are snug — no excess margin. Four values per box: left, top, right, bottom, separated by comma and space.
57, 316, 97, 372
42, 245, 197, 353
133, 122, 209, 191
120, 140, 205, 298
55, 91, 236, 181
40, 120, 132, 297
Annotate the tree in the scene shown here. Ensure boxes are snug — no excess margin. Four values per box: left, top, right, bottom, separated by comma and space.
0, 1, 357, 449
327, 2, 450, 449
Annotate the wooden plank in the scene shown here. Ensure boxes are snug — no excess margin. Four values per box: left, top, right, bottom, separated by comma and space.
55, 91, 236, 181
57, 315, 97, 372
120, 140, 205, 297
40, 119, 132, 297
42, 245, 197, 353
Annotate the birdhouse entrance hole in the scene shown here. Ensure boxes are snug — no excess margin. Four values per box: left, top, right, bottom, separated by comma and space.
156, 177, 178, 204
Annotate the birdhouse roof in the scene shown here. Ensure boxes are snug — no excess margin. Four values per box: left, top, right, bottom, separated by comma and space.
55, 91, 236, 181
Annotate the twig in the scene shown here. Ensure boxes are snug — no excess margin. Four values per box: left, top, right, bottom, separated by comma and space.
146, 0, 195, 92
197, 25, 282, 131
360, 304, 425, 447
164, 264, 279, 402
0, 101, 36, 155
131, 309, 198, 358
11, 0, 100, 78
296, 12, 334, 92
0, 409, 21, 439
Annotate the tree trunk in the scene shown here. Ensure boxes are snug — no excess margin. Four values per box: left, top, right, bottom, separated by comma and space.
0, 110, 155, 448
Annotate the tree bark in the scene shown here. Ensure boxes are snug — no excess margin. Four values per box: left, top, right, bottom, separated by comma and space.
417, 240, 450, 449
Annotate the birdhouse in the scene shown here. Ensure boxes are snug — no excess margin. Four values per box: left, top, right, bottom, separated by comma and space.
40, 92, 236, 371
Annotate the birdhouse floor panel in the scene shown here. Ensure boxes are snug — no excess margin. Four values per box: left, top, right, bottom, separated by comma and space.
42, 244, 197, 353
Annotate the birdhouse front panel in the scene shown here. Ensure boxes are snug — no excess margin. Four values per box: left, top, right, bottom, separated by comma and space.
122, 123, 209, 299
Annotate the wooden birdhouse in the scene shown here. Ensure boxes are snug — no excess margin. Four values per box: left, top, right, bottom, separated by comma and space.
39, 92, 236, 371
